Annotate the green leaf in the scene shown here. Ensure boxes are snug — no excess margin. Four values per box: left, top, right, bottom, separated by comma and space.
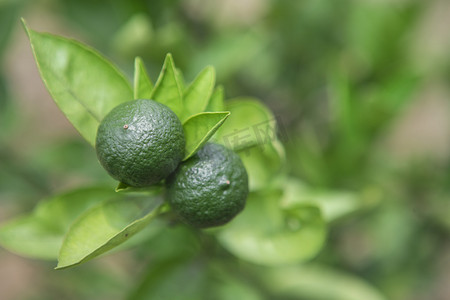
150, 53, 184, 118
0, 187, 119, 260
175, 68, 186, 92
116, 182, 130, 192
205, 85, 225, 112
56, 195, 163, 269
134, 56, 153, 99
280, 178, 382, 223
238, 140, 285, 191
23, 20, 133, 146
259, 264, 387, 300
115, 181, 163, 194
217, 191, 327, 266
182, 66, 216, 121
216, 98, 276, 151
182, 112, 230, 160
213, 98, 286, 190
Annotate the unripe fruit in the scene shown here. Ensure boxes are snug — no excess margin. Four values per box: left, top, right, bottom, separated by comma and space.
96, 99, 185, 187
166, 143, 248, 228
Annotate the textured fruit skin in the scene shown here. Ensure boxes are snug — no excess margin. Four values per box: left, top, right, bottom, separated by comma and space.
166, 143, 248, 228
95, 99, 185, 187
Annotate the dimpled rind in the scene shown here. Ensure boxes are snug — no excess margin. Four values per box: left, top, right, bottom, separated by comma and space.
166, 143, 249, 228
95, 99, 185, 187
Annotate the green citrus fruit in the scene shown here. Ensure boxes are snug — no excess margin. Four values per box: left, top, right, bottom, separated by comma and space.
95, 99, 185, 187
166, 142, 248, 228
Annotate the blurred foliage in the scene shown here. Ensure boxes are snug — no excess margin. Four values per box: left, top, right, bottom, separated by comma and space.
1, 0, 449, 299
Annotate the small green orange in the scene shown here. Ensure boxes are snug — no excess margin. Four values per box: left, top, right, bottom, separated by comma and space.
95, 99, 185, 187
166, 143, 248, 228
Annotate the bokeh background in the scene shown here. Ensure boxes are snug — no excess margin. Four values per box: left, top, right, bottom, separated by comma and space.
1, 0, 450, 299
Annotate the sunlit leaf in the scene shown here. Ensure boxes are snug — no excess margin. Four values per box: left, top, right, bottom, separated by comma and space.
205, 85, 225, 112
150, 53, 183, 118
0, 187, 119, 260
215, 98, 275, 151
183, 112, 230, 160
23, 20, 133, 146
56, 195, 164, 269
175, 68, 186, 92
217, 191, 326, 266
182, 66, 216, 121
134, 56, 153, 99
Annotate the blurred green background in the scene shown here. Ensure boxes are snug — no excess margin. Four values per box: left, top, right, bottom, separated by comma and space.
1, 0, 449, 299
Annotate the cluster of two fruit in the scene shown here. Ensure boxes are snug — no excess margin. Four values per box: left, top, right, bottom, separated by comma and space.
95, 99, 248, 228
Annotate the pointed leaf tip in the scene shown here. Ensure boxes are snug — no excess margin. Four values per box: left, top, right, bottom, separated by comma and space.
150, 53, 183, 118
134, 56, 153, 99
20, 18, 31, 36
205, 85, 225, 112
24, 26, 133, 146
182, 65, 216, 121
183, 111, 230, 160
56, 197, 163, 269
